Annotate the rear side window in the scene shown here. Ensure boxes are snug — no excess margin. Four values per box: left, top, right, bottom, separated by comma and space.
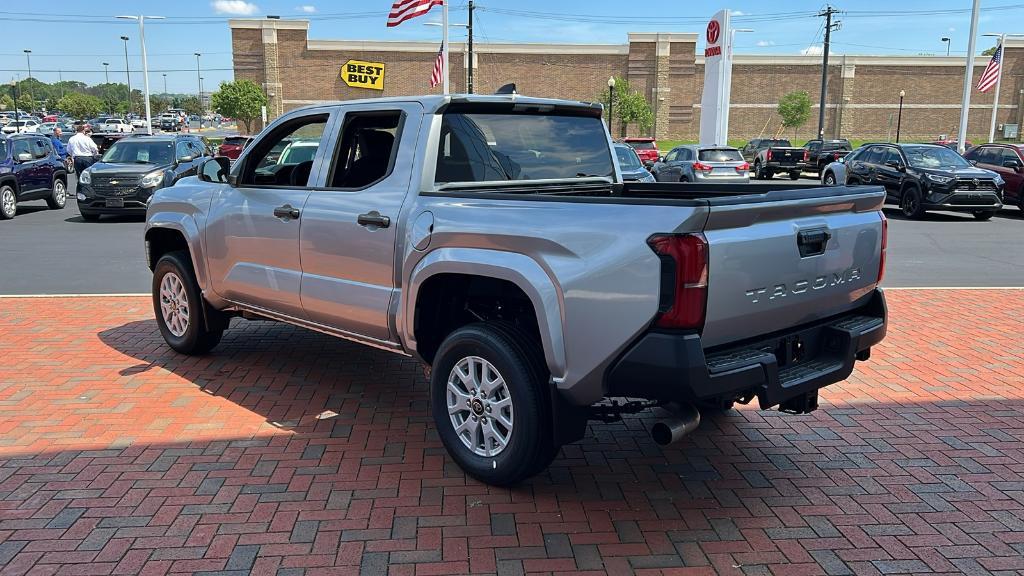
435, 113, 614, 184
823, 142, 851, 151
699, 149, 742, 162
32, 138, 50, 159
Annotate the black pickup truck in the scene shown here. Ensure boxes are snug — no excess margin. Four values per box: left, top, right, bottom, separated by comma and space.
801, 139, 852, 175
742, 138, 808, 180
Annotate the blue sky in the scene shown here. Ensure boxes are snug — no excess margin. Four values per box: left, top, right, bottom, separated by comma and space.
1, 1, 1020, 95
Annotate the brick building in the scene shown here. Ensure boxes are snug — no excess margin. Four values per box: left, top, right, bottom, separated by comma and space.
231, 18, 1024, 141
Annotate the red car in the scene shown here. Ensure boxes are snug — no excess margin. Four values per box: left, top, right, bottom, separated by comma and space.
217, 136, 251, 161
932, 139, 973, 152
964, 143, 1024, 212
622, 137, 660, 164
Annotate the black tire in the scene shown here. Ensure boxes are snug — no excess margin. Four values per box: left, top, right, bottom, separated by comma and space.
430, 323, 556, 486
79, 211, 100, 222
46, 177, 67, 209
1018, 193, 1024, 216
900, 186, 926, 219
789, 171, 801, 180
973, 210, 995, 221
152, 250, 224, 355
823, 172, 837, 186
753, 161, 764, 180
0, 184, 15, 220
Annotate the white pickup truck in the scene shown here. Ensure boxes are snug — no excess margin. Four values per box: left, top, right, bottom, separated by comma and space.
145, 94, 888, 485
97, 118, 134, 134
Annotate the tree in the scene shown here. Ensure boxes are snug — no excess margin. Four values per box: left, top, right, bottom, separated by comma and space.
777, 90, 813, 138
983, 45, 998, 56
0, 94, 14, 112
597, 76, 655, 137
210, 80, 266, 134
58, 92, 103, 119
178, 95, 203, 116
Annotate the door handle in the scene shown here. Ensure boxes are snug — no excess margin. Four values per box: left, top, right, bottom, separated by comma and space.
357, 211, 391, 228
273, 204, 300, 219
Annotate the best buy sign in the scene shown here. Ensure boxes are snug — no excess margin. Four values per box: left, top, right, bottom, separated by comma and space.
341, 60, 385, 91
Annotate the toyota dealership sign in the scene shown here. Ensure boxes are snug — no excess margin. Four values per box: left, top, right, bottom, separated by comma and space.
699, 9, 732, 146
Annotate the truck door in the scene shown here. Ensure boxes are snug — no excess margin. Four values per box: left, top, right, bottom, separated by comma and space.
205, 110, 335, 318
297, 103, 420, 342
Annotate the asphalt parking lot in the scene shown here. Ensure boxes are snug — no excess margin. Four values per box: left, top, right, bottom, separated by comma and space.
1, 177, 1022, 295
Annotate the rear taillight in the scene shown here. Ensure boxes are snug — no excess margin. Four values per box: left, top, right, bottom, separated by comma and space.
767, 150, 773, 161
693, 161, 713, 172
736, 161, 750, 172
878, 213, 888, 283
803, 150, 810, 162
647, 234, 708, 330
833, 152, 840, 160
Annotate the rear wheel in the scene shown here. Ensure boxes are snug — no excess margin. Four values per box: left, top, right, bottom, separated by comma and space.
823, 172, 837, 186
152, 250, 224, 355
0, 184, 15, 220
46, 177, 67, 209
753, 161, 764, 180
431, 323, 556, 486
900, 186, 926, 219
973, 210, 995, 221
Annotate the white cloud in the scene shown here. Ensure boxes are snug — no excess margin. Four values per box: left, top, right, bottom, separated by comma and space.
730, 10, 745, 16
948, 27, 956, 32
296, 4, 316, 12
211, 0, 259, 15
801, 45, 824, 56
756, 40, 775, 47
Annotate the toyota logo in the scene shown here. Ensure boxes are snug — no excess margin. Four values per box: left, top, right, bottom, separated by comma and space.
707, 20, 721, 45
972, 178, 980, 188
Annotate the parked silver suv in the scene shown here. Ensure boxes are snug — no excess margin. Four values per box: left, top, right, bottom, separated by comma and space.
650, 145, 750, 183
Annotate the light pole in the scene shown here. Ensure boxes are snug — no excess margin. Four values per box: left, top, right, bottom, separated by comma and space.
102, 62, 111, 114
9, 81, 19, 128
607, 76, 615, 134
23, 50, 32, 111
162, 73, 167, 95
120, 35, 131, 115
194, 52, 202, 128
896, 89, 905, 143
117, 15, 165, 135
941, 37, 951, 56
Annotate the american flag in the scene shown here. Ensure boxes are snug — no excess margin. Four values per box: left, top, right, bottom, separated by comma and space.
430, 44, 444, 88
977, 44, 1002, 93
387, 0, 442, 27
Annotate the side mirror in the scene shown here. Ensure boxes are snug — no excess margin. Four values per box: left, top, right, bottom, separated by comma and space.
1003, 159, 1022, 170
657, 156, 664, 163
969, 159, 978, 166
643, 160, 654, 169
15, 152, 32, 162
884, 160, 904, 171
176, 155, 194, 163
198, 156, 231, 184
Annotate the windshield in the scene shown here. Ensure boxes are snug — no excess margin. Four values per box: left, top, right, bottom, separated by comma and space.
699, 149, 743, 162
625, 140, 656, 150
903, 146, 971, 169
436, 113, 614, 183
614, 145, 642, 169
101, 140, 174, 165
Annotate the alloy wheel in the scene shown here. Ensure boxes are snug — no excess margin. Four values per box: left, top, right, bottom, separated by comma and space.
1, 188, 14, 218
901, 191, 918, 217
446, 355, 514, 457
53, 181, 66, 206
159, 271, 190, 337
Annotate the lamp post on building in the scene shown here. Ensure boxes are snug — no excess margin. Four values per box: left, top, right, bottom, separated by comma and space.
117, 15, 165, 135
607, 76, 616, 133
896, 89, 905, 143
941, 37, 951, 56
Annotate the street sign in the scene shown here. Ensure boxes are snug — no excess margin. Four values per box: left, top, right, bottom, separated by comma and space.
341, 60, 386, 90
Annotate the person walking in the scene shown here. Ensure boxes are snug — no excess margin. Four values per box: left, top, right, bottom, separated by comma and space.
49, 126, 70, 172
68, 125, 99, 175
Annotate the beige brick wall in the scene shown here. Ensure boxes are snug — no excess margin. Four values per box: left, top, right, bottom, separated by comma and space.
231, 20, 1024, 143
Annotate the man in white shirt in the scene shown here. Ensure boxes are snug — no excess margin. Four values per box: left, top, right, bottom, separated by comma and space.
68, 125, 100, 174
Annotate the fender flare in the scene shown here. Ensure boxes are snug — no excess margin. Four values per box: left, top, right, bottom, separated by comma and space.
404, 247, 567, 379
144, 213, 209, 292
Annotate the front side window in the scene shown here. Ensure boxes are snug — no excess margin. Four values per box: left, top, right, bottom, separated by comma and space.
11, 139, 31, 160
1000, 148, 1020, 166
664, 150, 678, 162
435, 113, 614, 184
32, 138, 50, 159
102, 141, 174, 165
243, 114, 328, 187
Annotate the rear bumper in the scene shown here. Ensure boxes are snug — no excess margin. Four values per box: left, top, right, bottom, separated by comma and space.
693, 173, 749, 184
605, 288, 887, 410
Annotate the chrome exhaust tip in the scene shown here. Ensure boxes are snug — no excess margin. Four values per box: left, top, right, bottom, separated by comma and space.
650, 403, 701, 446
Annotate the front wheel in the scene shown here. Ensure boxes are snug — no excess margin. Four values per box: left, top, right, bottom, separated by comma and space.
900, 186, 926, 219
46, 178, 67, 209
152, 250, 224, 355
823, 172, 837, 186
0, 184, 15, 220
973, 210, 995, 221
431, 323, 556, 486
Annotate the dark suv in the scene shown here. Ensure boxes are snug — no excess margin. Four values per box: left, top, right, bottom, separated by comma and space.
76, 134, 210, 221
0, 133, 70, 219
845, 143, 1003, 220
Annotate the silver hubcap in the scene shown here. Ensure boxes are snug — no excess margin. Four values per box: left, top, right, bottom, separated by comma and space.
1, 188, 13, 216
54, 182, 65, 205
159, 272, 190, 337
447, 356, 514, 457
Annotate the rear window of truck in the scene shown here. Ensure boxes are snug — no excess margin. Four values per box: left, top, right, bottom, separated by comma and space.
435, 113, 614, 183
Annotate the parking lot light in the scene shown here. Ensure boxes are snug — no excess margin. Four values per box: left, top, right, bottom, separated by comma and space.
117, 15, 165, 135
896, 90, 905, 143
607, 76, 616, 133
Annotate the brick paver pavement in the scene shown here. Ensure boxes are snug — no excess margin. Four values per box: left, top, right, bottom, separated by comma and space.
1, 290, 1023, 575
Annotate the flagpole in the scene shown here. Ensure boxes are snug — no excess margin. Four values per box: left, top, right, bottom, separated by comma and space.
442, 0, 449, 94
988, 36, 1005, 143
957, 0, 981, 154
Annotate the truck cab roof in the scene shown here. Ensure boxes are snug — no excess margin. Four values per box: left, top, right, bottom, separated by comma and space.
287, 94, 604, 116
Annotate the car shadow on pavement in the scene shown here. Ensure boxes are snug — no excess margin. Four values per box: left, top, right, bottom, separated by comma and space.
64, 214, 147, 224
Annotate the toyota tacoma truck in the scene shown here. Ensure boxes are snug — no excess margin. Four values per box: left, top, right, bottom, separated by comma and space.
743, 138, 808, 180
144, 95, 888, 485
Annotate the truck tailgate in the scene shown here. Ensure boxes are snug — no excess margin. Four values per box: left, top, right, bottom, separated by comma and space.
700, 186, 885, 348
768, 148, 803, 166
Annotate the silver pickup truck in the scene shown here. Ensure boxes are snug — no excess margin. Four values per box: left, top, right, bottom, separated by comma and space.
144, 95, 888, 485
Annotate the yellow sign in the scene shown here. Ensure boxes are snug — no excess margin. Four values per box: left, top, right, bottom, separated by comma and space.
341, 60, 385, 90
